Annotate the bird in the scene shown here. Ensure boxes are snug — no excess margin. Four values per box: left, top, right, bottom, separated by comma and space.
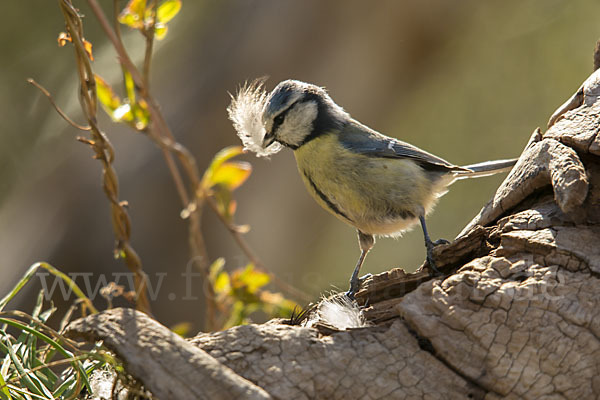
228, 79, 517, 299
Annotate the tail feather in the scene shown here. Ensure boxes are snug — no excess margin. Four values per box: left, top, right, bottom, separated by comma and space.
455, 158, 517, 179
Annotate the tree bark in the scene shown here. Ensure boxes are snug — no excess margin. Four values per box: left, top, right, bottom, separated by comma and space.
67, 67, 600, 400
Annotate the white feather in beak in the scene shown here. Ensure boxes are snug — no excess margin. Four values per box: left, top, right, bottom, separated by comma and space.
227, 80, 283, 157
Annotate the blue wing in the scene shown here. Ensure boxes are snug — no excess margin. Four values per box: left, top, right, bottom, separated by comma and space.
339, 120, 468, 172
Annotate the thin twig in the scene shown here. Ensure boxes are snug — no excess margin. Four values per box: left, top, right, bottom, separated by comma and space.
111, 1, 194, 225
100, 0, 216, 329
205, 196, 312, 302
27, 79, 91, 131
142, 0, 157, 89
59, 0, 152, 315
91, 0, 304, 326
113, 0, 123, 50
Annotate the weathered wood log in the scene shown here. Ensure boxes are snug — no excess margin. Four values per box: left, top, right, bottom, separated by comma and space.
67, 308, 272, 400
67, 67, 600, 400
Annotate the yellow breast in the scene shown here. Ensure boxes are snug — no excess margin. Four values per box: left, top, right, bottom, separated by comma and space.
293, 133, 448, 236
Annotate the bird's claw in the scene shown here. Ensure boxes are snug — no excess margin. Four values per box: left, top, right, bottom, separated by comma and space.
346, 273, 372, 300
425, 238, 450, 276
433, 238, 450, 246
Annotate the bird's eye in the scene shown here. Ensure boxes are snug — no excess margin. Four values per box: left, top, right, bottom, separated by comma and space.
274, 114, 285, 127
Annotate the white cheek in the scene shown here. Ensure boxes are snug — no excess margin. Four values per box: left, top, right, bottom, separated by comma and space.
278, 101, 318, 147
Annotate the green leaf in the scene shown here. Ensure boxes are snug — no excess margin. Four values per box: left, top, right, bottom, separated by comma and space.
210, 161, 252, 191
156, 0, 181, 24
118, 0, 147, 29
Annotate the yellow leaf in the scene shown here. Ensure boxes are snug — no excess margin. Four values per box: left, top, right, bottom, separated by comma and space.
95, 75, 134, 122
210, 161, 252, 191
209, 257, 226, 282
201, 146, 247, 191
95, 75, 121, 112
132, 99, 150, 129
157, 0, 182, 24
118, 0, 147, 29
233, 264, 270, 294
113, 103, 134, 122
83, 39, 94, 61
214, 271, 231, 295
154, 24, 168, 40
123, 69, 136, 104
170, 321, 192, 337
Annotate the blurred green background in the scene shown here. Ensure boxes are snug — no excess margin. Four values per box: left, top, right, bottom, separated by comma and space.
1, 0, 598, 329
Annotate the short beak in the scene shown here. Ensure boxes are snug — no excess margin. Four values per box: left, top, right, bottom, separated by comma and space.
262, 131, 276, 148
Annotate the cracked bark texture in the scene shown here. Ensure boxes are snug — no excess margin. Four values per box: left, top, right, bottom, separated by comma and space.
68, 68, 600, 400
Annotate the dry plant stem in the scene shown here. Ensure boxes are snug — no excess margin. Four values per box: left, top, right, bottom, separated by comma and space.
142, 0, 157, 88
17, 355, 90, 378
205, 196, 312, 303
94, 0, 217, 328
27, 79, 91, 131
111, 0, 190, 210
59, 0, 151, 315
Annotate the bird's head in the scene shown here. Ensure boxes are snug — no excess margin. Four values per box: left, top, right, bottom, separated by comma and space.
228, 79, 348, 156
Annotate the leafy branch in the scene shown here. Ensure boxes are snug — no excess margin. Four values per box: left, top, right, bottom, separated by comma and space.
31, 0, 309, 331
56, 0, 152, 315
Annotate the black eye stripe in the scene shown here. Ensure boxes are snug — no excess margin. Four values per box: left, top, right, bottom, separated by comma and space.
273, 113, 285, 127
272, 99, 299, 131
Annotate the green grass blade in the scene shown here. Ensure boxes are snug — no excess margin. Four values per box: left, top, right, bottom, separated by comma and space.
0, 266, 39, 313
53, 359, 104, 398
4, 337, 51, 398
0, 263, 97, 314
0, 370, 11, 400
0, 319, 91, 394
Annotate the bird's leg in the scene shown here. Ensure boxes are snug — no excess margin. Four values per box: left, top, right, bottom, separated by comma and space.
419, 215, 448, 276
346, 231, 374, 299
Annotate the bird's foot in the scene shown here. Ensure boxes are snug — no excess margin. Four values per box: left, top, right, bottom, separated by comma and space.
425, 238, 450, 276
346, 281, 359, 300
346, 274, 371, 300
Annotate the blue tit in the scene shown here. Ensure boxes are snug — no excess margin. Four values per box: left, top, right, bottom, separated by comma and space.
228, 79, 516, 298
